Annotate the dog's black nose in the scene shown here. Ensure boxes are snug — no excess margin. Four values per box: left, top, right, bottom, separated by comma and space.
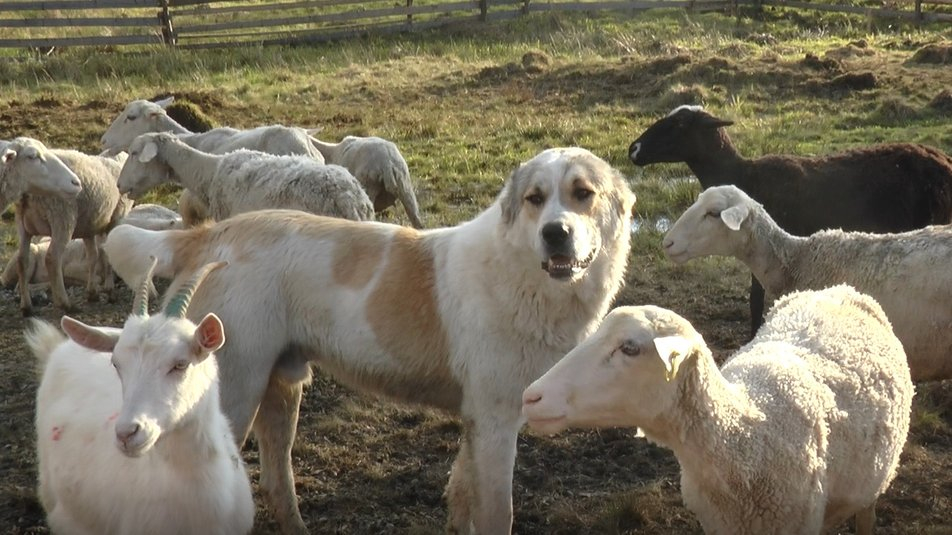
541, 222, 571, 248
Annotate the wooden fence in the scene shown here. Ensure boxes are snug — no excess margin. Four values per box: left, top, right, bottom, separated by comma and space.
0, 0, 947, 49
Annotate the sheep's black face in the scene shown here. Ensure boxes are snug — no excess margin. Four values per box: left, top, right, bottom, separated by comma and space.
628, 106, 733, 167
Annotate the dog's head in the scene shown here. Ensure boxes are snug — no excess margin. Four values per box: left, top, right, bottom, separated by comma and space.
499, 148, 635, 281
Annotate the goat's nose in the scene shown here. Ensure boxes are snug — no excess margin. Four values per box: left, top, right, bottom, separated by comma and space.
115, 422, 140, 444
541, 222, 571, 248
522, 388, 542, 406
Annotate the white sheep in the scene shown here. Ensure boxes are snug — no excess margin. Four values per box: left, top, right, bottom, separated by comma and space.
308, 134, 424, 228
663, 184, 952, 381
523, 285, 913, 535
0, 137, 82, 208
2, 204, 183, 292
9, 144, 132, 315
118, 132, 374, 222
101, 97, 326, 226
26, 260, 254, 535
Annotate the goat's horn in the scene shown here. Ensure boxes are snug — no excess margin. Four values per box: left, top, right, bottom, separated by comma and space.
164, 261, 227, 319
132, 256, 158, 317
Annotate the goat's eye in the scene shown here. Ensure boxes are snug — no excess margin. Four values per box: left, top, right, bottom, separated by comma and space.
170, 360, 189, 373
125, 114, 137, 121
618, 341, 641, 357
705, 210, 721, 218
574, 189, 594, 202
525, 193, 544, 206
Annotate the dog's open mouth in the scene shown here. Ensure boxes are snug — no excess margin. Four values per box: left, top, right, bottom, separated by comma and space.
541, 249, 596, 280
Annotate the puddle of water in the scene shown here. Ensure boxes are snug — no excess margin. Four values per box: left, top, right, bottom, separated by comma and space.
630, 217, 672, 234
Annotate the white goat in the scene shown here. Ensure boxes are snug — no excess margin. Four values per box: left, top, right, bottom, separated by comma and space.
663, 184, 952, 381
10, 144, 131, 315
309, 134, 424, 228
524, 285, 913, 535
101, 97, 326, 226
118, 132, 373, 222
27, 260, 254, 535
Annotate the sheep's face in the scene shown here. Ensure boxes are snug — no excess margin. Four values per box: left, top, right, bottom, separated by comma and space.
627, 105, 734, 166
60, 313, 224, 458
663, 185, 752, 264
499, 147, 635, 282
118, 134, 172, 199
1, 138, 82, 200
522, 306, 700, 435
101, 99, 171, 155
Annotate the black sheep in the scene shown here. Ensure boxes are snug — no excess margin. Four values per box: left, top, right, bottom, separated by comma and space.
629, 105, 952, 334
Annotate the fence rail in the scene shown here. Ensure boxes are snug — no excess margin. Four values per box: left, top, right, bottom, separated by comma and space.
0, 0, 948, 49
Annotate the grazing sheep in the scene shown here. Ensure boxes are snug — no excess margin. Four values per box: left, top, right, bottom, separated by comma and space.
118, 133, 373, 223
663, 185, 952, 381
102, 147, 636, 533
628, 105, 952, 334
12, 146, 131, 315
27, 260, 254, 535
309, 134, 424, 228
101, 97, 326, 226
523, 285, 913, 535
2, 204, 183, 292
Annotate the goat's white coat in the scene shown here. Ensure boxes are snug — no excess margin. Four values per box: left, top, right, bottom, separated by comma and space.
28, 299, 254, 534
523, 286, 913, 534
103, 147, 635, 534
663, 185, 952, 381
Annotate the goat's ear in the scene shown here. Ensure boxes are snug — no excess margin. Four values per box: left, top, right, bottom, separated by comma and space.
696, 113, 734, 129
61, 316, 120, 353
652, 335, 694, 382
720, 204, 749, 231
191, 313, 225, 360
2, 148, 17, 164
139, 141, 158, 163
153, 96, 174, 109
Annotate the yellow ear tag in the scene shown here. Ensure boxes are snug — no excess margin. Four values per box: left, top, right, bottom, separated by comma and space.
652, 336, 693, 383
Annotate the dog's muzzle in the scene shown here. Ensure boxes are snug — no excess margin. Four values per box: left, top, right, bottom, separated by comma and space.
540, 222, 595, 280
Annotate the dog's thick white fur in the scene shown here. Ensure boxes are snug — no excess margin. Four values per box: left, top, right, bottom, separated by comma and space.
103, 147, 636, 534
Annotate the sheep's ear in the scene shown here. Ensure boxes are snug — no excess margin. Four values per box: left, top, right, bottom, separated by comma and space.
2, 148, 17, 164
153, 96, 174, 109
720, 205, 749, 231
653, 335, 694, 382
61, 316, 120, 353
697, 114, 734, 129
139, 141, 158, 163
191, 313, 225, 360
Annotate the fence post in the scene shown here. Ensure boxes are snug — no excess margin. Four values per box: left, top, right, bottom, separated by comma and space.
407, 0, 413, 26
158, 0, 176, 46
480, 0, 488, 21
915, 0, 922, 26
522, 0, 530, 14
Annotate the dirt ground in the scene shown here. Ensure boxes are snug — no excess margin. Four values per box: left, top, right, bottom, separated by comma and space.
1, 38, 952, 535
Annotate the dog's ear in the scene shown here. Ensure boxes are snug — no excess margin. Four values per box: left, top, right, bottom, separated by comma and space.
499, 164, 528, 225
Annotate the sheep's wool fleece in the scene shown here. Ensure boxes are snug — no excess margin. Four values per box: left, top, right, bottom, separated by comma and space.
677, 285, 912, 534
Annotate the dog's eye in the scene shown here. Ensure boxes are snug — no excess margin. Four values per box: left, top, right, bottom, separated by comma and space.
574, 189, 594, 202
525, 193, 544, 206
619, 341, 641, 357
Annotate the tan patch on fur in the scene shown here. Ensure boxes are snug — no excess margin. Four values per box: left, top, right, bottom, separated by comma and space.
170, 223, 213, 275
331, 230, 387, 289
365, 228, 458, 409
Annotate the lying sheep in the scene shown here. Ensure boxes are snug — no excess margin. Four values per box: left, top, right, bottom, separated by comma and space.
2, 204, 183, 292
119, 132, 373, 223
101, 97, 326, 226
628, 105, 952, 335
3, 139, 128, 315
309, 134, 424, 228
663, 185, 952, 381
27, 260, 254, 535
523, 285, 913, 534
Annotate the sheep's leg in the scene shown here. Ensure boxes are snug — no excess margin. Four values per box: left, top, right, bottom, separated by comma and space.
15, 217, 35, 316
854, 504, 876, 535
46, 222, 74, 313
749, 275, 766, 337
252, 374, 308, 535
83, 238, 99, 303
467, 411, 520, 535
444, 420, 475, 534
1, 255, 18, 289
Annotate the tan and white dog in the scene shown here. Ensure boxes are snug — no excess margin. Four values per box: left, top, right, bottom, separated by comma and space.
103, 147, 636, 534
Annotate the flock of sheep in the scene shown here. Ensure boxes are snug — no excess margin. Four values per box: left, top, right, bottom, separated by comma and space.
3, 99, 951, 534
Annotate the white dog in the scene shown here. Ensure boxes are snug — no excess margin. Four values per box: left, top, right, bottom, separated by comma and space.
103, 147, 636, 534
